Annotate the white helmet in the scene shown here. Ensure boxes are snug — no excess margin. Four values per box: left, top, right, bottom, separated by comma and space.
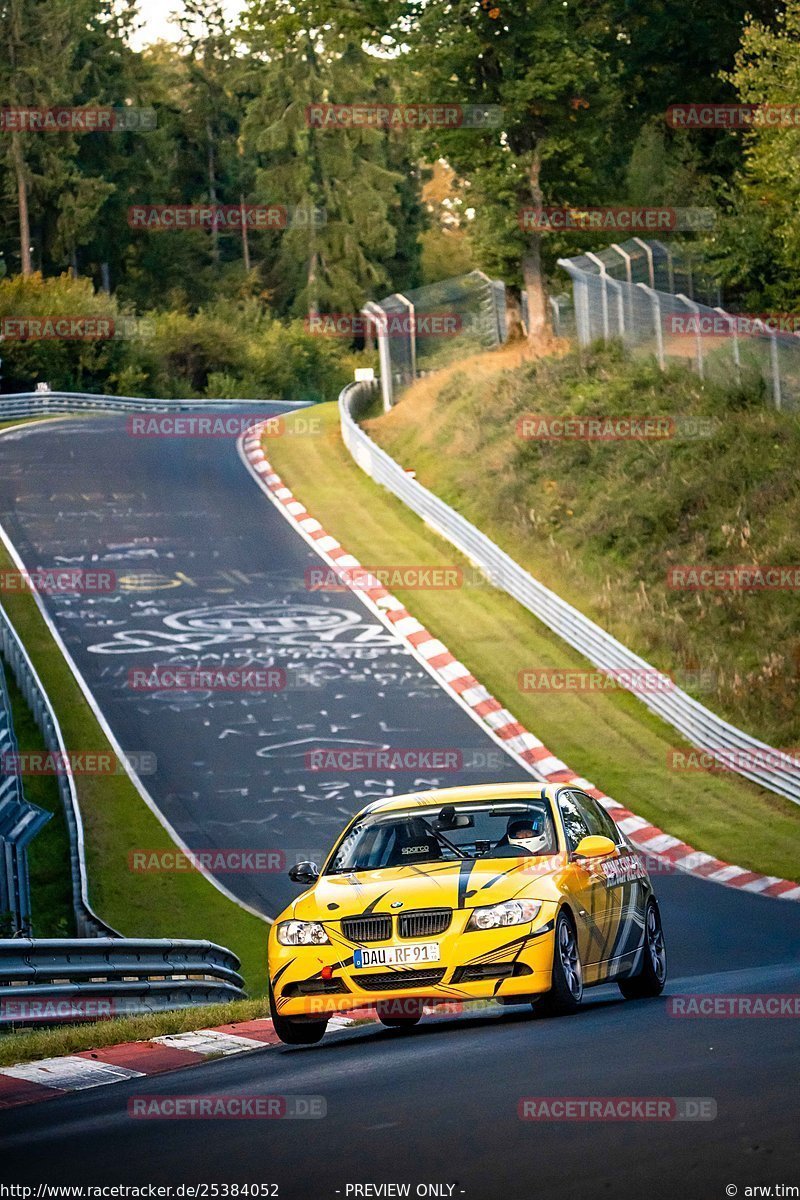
506, 817, 549, 856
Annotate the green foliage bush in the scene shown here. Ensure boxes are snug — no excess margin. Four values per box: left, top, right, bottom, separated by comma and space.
0, 275, 365, 403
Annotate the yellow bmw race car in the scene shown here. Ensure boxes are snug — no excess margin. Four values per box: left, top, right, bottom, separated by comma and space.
268, 782, 667, 1044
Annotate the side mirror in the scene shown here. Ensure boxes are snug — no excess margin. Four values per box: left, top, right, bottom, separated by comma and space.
573, 835, 616, 860
288, 861, 320, 885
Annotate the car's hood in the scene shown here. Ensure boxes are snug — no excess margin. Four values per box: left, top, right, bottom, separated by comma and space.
291, 855, 568, 920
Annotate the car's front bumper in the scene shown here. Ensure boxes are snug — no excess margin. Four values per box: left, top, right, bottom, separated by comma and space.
269, 911, 557, 1018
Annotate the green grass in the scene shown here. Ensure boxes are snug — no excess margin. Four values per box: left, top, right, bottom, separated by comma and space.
367, 342, 800, 748
0, 536, 269, 993
0, 996, 272, 1067
4, 671, 75, 936
263, 401, 800, 882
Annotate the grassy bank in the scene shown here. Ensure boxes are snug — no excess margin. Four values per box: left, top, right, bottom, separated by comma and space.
0, 532, 268, 992
367, 343, 800, 749
263, 402, 800, 882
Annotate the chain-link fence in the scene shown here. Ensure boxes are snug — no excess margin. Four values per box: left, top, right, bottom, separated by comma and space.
556, 238, 800, 411
362, 270, 506, 411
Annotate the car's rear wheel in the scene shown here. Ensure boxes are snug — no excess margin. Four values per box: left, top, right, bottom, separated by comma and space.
269, 980, 328, 1045
377, 999, 424, 1028
618, 898, 667, 999
534, 909, 583, 1016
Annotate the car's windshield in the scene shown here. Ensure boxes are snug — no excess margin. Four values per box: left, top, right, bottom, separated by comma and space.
326, 800, 559, 874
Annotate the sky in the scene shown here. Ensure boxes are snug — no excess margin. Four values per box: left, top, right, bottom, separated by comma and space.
129, 0, 246, 50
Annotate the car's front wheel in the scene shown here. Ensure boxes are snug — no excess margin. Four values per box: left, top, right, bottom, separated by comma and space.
269, 981, 328, 1045
618, 898, 667, 999
377, 999, 424, 1028
534, 909, 583, 1016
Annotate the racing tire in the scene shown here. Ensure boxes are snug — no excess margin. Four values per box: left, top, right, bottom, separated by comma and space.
618, 899, 667, 999
269, 980, 328, 1045
377, 999, 424, 1029
534, 908, 583, 1017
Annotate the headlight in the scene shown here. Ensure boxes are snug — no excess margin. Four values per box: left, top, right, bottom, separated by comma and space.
276, 920, 330, 946
465, 900, 541, 931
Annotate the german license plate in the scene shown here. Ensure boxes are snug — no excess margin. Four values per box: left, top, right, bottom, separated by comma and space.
353, 943, 441, 969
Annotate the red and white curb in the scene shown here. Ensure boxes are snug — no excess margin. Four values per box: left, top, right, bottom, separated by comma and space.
238, 423, 800, 905
0, 1008, 444, 1111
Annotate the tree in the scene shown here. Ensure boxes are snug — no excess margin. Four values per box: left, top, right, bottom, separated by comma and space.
239, 0, 410, 317
711, 1, 800, 307
395, 0, 621, 340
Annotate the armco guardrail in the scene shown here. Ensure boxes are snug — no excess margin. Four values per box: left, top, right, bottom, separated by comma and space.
0, 390, 283, 421
0, 656, 51, 934
0, 937, 245, 1024
0, 604, 116, 937
339, 380, 800, 807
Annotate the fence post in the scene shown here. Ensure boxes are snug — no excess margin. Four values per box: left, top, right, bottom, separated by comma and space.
632, 237, 655, 288
558, 260, 591, 347
362, 301, 393, 412
548, 297, 561, 337
607, 277, 626, 340
651, 240, 674, 293
586, 252, 609, 340
394, 293, 416, 381
676, 294, 704, 379
769, 332, 782, 410
636, 283, 665, 369
715, 306, 740, 381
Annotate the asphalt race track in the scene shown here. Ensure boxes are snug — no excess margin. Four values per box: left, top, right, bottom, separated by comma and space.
0, 412, 798, 1198
0, 412, 526, 913
1, 875, 798, 1196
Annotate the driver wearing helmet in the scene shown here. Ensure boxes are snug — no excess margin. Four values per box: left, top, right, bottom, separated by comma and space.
493, 814, 552, 857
